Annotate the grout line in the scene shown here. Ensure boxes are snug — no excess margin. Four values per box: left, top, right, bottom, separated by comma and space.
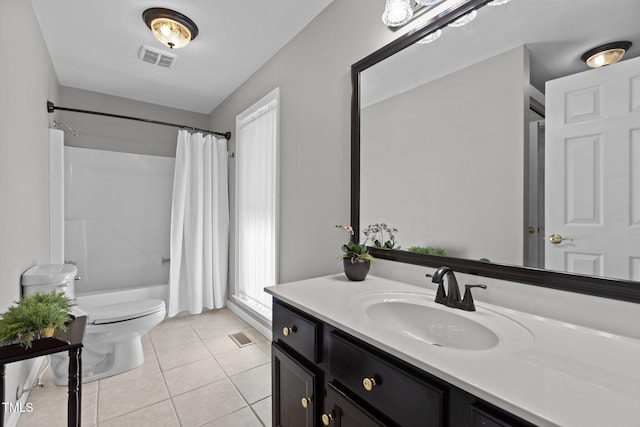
149, 334, 183, 426
20, 310, 271, 427
248, 396, 271, 427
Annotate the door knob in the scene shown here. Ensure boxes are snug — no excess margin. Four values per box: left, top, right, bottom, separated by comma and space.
549, 234, 573, 244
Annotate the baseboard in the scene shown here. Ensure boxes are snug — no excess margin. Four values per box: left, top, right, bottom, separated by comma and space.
6, 357, 45, 427
226, 300, 272, 341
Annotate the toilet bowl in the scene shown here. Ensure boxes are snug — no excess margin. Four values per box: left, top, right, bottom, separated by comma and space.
21, 264, 166, 384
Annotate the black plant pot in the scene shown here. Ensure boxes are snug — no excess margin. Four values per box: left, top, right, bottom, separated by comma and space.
342, 259, 371, 281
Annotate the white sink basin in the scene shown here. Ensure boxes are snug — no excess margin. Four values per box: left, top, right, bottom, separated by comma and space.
356, 291, 533, 351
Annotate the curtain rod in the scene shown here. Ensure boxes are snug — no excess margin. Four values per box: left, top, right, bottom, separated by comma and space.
47, 101, 231, 140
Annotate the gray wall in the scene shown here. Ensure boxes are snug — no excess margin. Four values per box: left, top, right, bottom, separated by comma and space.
0, 1, 60, 423
58, 86, 209, 157
208, 0, 640, 340
209, 0, 405, 288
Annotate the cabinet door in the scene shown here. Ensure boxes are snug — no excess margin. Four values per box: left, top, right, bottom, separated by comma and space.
273, 343, 318, 427
321, 383, 388, 427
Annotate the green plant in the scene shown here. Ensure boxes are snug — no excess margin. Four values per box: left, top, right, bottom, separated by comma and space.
336, 225, 374, 262
363, 223, 400, 249
408, 246, 446, 256
0, 290, 75, 348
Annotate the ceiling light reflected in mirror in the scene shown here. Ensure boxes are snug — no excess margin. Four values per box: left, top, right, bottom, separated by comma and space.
416, 0, 445, 6
417, 29, 443, 44
447, 9, 477, 27
581, 41, 632, 68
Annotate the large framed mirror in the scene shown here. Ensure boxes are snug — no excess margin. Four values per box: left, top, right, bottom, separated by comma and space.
351, 0, 640, 303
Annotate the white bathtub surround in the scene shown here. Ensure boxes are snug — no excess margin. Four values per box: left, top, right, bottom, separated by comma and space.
49, 129, 65, 264
63, 147, 175, 294
169, 130, 229, 317
266, 275, 640, 427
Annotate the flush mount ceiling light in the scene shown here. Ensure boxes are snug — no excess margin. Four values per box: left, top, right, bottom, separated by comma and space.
581, 41, 632, 68
382, 0, 414, 27
143, 8, 199, 49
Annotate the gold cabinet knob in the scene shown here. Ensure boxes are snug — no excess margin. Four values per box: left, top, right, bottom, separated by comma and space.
549, 233, 573, 244
321, 413, 334, 425
282, 326, 297, 336
301, 397, 312, 409
362, 377, 377, 391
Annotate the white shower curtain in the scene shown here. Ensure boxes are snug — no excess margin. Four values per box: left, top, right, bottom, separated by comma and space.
168, 130, 229, 317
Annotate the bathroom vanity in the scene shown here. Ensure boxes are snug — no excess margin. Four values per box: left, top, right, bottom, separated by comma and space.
266, 275, 640, 426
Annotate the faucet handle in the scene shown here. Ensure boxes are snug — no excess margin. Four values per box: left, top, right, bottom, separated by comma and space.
457, 284, 487, 311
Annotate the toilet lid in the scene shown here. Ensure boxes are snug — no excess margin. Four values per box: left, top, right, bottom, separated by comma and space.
88, 299, 166, 325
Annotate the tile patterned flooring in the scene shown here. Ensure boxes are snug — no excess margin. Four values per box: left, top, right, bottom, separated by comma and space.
17, 308, 272, 427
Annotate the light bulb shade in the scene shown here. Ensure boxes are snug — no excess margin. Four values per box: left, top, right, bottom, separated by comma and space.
382, 0, 414, 27
447, 9, 477, 27
417, 29, 442, 44
143, 8, 198, 49
581, 41, 632, 68
415, 0, 444, 6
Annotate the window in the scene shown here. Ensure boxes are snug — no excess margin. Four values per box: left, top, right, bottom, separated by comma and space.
234, 88, 279, 320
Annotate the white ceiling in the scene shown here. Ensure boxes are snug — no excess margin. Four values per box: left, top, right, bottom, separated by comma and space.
362, 0, 640, 107
31, 0, 334, 114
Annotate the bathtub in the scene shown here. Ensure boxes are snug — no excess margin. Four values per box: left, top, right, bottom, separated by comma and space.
76, 283, 168, 312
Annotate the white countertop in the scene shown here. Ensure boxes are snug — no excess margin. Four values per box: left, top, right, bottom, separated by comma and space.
265, 274, 640, 427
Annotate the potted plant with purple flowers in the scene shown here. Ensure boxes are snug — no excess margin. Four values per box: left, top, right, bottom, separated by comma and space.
336, 225, 374, 281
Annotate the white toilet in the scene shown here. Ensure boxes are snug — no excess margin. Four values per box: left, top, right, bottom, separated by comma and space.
21, 264, 166, 384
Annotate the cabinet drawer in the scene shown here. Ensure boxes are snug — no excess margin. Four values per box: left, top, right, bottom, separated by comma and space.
329, 331, 443, 427
323, 382, 387, 427
273, 301, 321, 363
471, 405, 537, 427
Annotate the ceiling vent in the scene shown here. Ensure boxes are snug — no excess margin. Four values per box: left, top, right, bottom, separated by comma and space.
138, 45, 177, 68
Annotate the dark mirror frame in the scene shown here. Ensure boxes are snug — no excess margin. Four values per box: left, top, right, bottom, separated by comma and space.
350, 0, 640, 304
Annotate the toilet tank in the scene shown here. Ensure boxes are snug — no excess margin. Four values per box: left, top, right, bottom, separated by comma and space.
21, 264, 77, 298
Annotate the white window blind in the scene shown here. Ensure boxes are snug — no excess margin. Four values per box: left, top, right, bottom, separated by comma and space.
234, 88, 279, 319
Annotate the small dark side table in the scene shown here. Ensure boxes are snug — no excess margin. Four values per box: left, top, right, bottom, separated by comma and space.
0, 316, 86, 427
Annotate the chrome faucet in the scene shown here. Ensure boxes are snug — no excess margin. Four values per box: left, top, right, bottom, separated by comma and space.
427, 266, 486, 311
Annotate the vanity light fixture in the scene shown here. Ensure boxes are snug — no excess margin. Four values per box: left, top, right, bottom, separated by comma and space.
417, 29, 442, 44
487, 0, 512, 5
142, 8, 199, 49
581, 41, 632, 68
415, 0, 445, 6
447, 9, 477, 27
382, 0, 414, 27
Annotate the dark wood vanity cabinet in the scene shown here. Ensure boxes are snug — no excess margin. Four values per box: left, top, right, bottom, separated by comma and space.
323, 383, 387, 427
272, 299, 535, 427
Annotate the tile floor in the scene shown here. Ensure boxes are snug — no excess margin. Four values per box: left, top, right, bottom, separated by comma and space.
16, 308, 272, 427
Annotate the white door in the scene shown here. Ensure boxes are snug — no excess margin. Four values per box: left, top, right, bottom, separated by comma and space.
545, 55, 640, 280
